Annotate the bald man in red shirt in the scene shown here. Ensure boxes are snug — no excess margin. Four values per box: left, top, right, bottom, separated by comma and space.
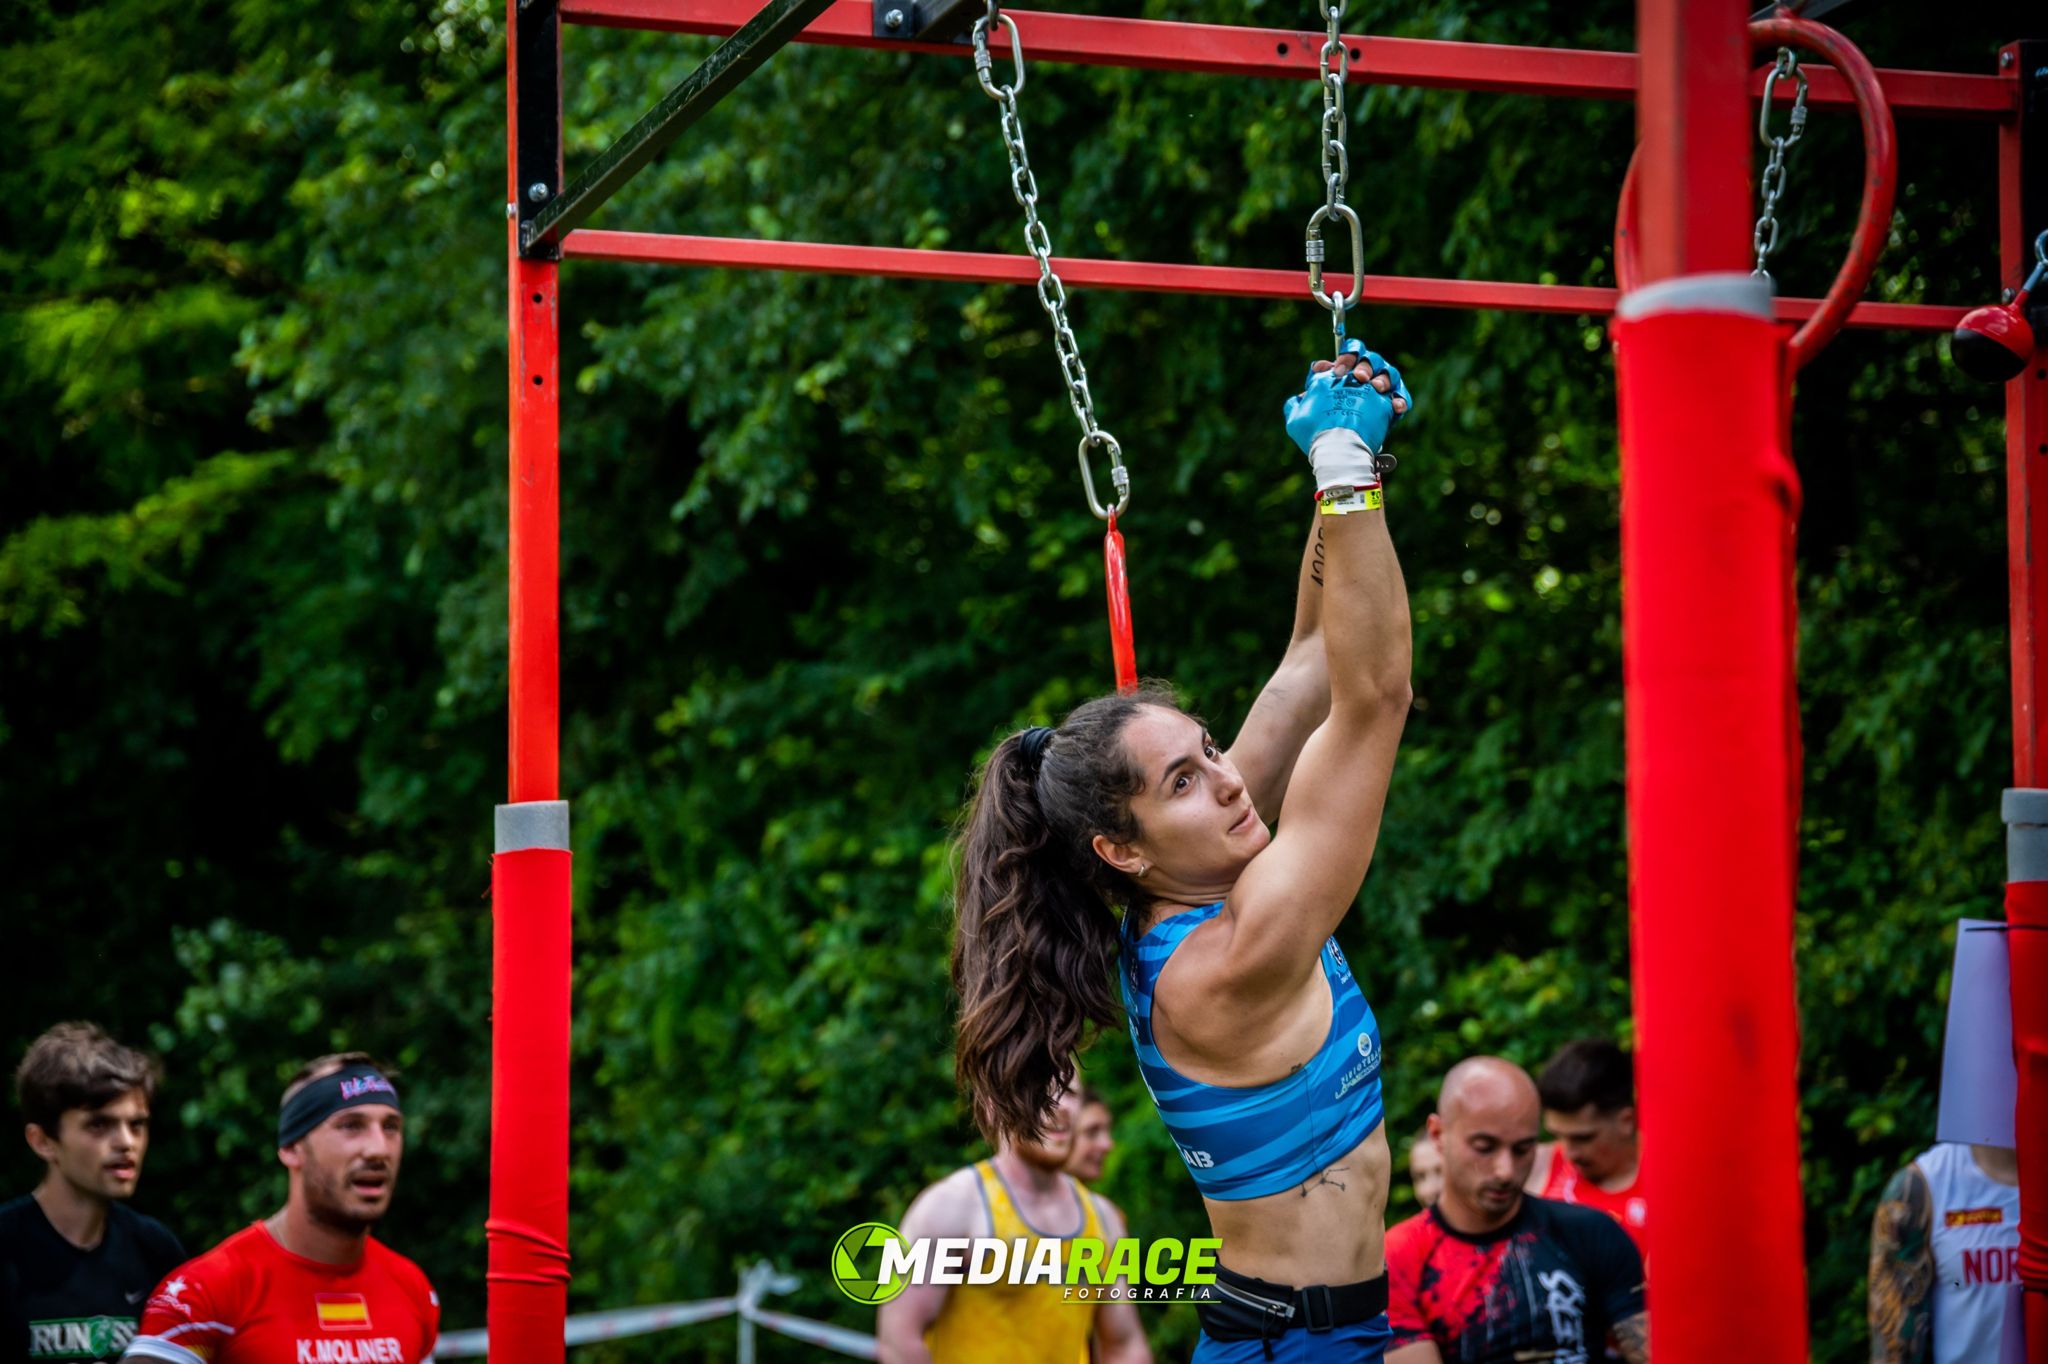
124, 1054, 437, 1364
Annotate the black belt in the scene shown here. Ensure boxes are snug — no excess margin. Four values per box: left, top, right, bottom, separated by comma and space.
1196, 1263, 1390, 1342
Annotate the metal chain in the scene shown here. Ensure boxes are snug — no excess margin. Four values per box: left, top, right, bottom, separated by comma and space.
1752, 46, 1809, 281
1304, 0, 1362, 354
971, 1, 1127, 520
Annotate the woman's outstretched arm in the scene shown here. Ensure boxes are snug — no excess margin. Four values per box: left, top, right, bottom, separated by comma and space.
1229, 373, 1408, 817
1226, 511, 1331, 817
1216, 348, 1415, 1000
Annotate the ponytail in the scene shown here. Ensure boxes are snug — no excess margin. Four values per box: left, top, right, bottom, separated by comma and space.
951, 685, 1178, 1146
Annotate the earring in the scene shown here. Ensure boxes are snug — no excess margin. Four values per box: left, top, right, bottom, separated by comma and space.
1136, 863, 1149, 878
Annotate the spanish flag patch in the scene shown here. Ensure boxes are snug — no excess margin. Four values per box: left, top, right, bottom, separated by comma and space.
1945, 1207, 2006, 1227
315, 1294, 373, 1330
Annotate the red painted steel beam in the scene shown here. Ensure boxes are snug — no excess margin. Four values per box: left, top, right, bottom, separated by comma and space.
497, 0, 569, 1354
1634, 0, 1753, 281
2005, 74, 2048, 789
560, 0, 2014, 119
508, 266, 563, 806
561, 229, 1968, 331
2000, 38, 2048, 1360
1623, 0, 1809, 1360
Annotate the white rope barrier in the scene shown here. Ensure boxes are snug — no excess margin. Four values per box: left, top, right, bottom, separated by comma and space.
433, 1298, 739, 1356
747, 1307, 879, 1359
432, 1263, 876, 1359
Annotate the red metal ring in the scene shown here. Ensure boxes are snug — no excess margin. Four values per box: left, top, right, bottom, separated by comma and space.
1615, 12, 1898, 373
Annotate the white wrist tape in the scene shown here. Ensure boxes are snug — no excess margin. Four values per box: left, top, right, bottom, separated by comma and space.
1308, 428, 1382, 496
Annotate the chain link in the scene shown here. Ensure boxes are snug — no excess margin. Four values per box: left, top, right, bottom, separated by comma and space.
1752, 47, 1809, 281
972, 2, 1127, 520
1305, 0, 1362, 352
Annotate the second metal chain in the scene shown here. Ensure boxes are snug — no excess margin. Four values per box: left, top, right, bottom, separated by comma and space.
972, 1, 1127, 520
1752, 46, 1809, 280
1304, 0, 1362, 353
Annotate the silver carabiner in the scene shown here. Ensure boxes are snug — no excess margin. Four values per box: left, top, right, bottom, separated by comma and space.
1307, 201, 1364, 313
1757, 49, 1807, 149
972, 13, 1025, 101
1076, 430, 1129, 521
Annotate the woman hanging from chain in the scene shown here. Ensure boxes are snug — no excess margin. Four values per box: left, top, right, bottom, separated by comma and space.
951, 337, 1414, 1362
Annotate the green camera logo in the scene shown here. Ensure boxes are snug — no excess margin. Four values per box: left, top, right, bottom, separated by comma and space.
833, 1222, 910, 1304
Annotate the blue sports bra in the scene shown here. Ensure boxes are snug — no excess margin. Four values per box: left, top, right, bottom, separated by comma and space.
1119, 901, 1384, 1200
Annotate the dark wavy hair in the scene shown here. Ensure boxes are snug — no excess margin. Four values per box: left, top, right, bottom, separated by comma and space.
951, 683, 1185, 1146
1537, 1037, 1634, 1114
14, 1022, 159, 1136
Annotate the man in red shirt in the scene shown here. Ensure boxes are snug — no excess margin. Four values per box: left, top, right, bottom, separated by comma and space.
124, 1053, 438, 1364
1524, 1038, 1648, 1258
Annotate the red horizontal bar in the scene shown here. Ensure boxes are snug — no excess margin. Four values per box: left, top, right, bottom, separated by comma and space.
562, 0, 2015, 119
562, 230, 1969, 331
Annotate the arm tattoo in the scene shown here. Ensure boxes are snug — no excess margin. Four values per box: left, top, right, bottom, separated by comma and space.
1311, 522, 1326, 588
1868, 1164, 1934, 1364
1613, 1312, 1649, 1364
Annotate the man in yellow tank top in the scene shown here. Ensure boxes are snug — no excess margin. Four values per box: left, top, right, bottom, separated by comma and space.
875, 1088, 1151, 1364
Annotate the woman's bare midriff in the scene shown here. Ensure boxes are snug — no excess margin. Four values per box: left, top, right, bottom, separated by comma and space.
1205, 1125, 1390, 1286
1147, 913, 1392, 1288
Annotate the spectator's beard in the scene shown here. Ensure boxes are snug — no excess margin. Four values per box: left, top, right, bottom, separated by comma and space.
1475, 1179, 1520, 1213
302, 1154, 396, 1234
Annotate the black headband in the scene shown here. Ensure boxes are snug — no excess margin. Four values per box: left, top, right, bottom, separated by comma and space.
277, 1064, 402, 1147
1019, 726, 1055, 772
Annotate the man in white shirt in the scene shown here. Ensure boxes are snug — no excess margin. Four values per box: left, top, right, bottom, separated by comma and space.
1868, 1140, 2021, 1364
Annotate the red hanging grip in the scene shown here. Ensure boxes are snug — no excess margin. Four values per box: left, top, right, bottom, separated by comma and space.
1103, 514, 1137, 693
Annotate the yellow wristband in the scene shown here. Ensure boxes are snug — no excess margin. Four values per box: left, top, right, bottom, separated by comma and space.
1317, 486, 1384, 515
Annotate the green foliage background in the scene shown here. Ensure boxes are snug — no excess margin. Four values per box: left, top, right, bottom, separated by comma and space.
0, 0, 2034, 1357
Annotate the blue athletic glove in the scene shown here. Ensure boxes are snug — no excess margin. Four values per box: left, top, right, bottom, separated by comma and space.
1282, 341, 1412, 458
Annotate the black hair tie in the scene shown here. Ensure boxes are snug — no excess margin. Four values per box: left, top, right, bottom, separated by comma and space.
1019, 726, 1055, 772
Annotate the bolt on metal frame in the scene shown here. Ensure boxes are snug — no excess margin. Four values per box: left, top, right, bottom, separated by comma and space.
495, 4, 2047, 1363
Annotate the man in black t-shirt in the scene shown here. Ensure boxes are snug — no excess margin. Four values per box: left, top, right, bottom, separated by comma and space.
4, 1023, 184, 1363
1385, 1057, 1647, 1364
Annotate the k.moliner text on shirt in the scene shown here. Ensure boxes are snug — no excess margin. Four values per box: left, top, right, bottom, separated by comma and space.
294, 1337, 410, 1363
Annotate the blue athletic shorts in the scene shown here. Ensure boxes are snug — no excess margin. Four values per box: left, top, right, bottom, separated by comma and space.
1192, 1312, 1391, 1363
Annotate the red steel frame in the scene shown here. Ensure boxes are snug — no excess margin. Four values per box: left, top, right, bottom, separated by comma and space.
495, 3, 2043, 1362
1622, 4, 1805, 1359
1999, 41, 2048, 1355
496, 6, 573, 1359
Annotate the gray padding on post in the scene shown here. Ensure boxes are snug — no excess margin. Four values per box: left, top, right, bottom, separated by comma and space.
496, 800, 570, 853
2003, 788, 2048, 882
2002, 788, 2048, 825
1614, 271, 1773, 323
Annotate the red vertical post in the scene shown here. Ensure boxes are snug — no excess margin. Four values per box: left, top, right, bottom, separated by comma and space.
1999, 40, 2048, 1361
1632, 0, 1753, 280
487, 807, 573, 1362
509, 261, 562, 804
2002, 46, 2048, 788
1618, 3, 1809, 1362
491, 0, 571, 1354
